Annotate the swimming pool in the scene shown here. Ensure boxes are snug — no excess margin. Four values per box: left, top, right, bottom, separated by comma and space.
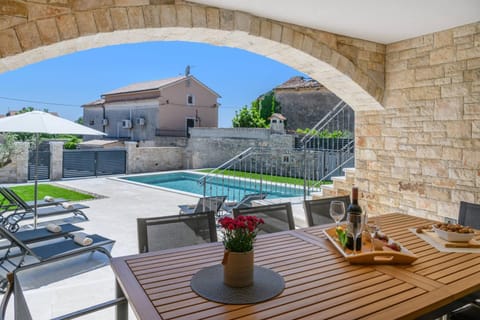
120, 172, 303, 201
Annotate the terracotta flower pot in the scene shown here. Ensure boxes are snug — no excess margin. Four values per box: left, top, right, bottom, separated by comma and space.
222, 249, 254, 287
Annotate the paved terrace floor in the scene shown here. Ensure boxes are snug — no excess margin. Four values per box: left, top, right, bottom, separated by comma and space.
3, 175, 308, 319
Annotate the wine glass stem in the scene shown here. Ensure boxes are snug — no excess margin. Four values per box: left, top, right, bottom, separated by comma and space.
353, 235, 357, 255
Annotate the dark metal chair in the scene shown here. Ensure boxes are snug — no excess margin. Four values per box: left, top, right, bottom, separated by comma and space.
459, 201, 480, 229
137, 211, 218, 253
0, 269, 126, 320
233, 202, 295, 234
303, 195, 351, 227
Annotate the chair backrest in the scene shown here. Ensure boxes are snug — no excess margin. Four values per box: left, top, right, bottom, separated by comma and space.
1, 188, 30, 211
137, 211, 218, 253
459, 201, 480, 229
236, 193, 267, 209
0, 188, 19, 208
0, 225, 38, 259
233, 202, 295, 234
194, 196, 227, 213
303, 195, 351, 227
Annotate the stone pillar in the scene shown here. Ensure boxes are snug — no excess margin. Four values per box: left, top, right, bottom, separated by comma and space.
49, 141, 64, 180
125, 141, 137, 174
14, 142, 29, 183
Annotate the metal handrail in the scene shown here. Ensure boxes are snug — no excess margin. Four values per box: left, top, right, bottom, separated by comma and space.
300, 100, 348, 146
311, 153, 355, 188
198, 147, 255, 185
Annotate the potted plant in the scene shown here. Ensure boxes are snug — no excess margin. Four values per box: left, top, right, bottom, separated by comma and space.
218, 215, 264, 287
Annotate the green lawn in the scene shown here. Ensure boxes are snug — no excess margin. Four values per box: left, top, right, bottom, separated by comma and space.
0, 184, 94, 202
197, 169, 332, 186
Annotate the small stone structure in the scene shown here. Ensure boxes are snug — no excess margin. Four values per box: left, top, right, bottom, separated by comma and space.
268, 113, 286, 134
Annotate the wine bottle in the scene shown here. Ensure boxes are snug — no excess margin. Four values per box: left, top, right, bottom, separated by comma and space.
346, 187, 362, 251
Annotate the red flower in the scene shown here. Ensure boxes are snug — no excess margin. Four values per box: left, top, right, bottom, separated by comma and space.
219, 215, 264, 252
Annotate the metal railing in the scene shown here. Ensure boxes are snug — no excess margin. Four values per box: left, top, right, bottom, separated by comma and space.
199, 101, 355, 200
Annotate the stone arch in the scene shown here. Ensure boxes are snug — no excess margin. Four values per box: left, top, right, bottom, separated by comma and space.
0, 1, 385, 111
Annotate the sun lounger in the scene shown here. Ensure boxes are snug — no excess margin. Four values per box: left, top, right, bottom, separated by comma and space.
0, 187, 67, 218
0, 225, 115, 292
178, 195, 227, 215
0, 223, 84, 263
1, 188, 89, 233
4, 223, 83, 247
0, 187, 67, 208
222, 193, 268, 213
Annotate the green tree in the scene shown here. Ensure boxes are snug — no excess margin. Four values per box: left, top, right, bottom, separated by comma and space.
0, 133, 17, 168
231, 91, 280, 128
64, 136, 80, 149
232, 106, 266, 128
257, 91, 280, 121
76, 116, 83, 124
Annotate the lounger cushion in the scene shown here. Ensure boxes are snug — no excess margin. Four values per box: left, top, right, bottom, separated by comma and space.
15, 224, 83, 243
30, 234, 113, 260
22, 204, 89, 219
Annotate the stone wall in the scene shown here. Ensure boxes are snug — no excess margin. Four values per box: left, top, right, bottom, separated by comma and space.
125, 141, 183, 174
356, 22, 480, 221
190, 127, 272, 139
185, 129, 295, 169
275, 88, 343, 131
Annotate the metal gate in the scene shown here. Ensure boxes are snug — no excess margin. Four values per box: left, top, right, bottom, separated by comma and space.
28, 150, 50, 180
63, 148, 126, 178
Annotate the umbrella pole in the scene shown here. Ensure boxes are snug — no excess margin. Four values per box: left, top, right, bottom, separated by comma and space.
34, 133, 39, 229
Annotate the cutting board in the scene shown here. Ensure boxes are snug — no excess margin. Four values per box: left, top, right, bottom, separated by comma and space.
444, 238, 480, 248
420, 230, 480, 248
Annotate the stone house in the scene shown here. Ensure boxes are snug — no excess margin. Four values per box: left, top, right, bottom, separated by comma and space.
82, 75, 220, 141
274, 76, 354, 133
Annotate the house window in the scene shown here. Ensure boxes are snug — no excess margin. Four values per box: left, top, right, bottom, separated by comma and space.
89, 120, 95, 126
187, 94, 195, 105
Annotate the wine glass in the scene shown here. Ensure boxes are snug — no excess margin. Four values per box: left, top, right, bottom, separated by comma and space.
347, 212, 365, 255
365, 210, 380, 251
330, 201, 346, 229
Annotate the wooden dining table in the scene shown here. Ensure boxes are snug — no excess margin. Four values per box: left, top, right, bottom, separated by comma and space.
110, 213, 480, 319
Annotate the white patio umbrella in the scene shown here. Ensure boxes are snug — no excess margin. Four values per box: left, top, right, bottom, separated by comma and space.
0, 111, 106, 228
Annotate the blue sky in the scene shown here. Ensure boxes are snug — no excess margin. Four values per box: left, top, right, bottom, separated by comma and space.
0, 41, 305, 128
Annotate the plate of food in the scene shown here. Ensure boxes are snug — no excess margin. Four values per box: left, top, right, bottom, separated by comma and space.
432, 223, 475, 242
323, 227, 417, 265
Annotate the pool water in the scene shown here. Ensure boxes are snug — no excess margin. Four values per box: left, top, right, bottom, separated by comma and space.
121, 172, 303, 201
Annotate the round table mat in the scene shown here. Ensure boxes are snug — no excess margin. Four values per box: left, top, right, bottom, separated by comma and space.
190, 264, 284, 304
